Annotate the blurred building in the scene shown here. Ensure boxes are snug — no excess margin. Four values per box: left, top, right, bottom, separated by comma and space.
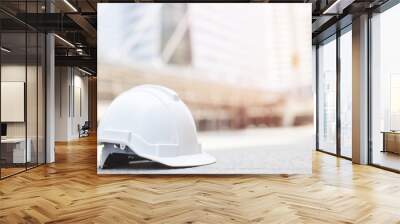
98, 4, 163, 64
98, 4, 314, 130
99, 4, 311, 91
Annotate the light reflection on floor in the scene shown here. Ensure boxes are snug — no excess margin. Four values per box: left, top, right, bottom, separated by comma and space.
372, 150, 400, 171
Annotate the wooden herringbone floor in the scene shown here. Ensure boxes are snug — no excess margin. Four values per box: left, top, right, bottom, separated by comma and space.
1, 135, 400, 224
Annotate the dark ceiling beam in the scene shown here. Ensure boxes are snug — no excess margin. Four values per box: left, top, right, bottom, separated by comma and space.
1, 57, 43, 65
373, 0, 400, 12
78, 66, 97, 76
0, 8, 37, 31
10, 12, 97, 46
55, 47, 96, 57
86, 0, 97, 11
0, 18, 26, 31
312, 15, 336, 33
312, 14, 352, 44
14, 13, 82, 32
67, 13, 97, 45
322, 0, 356, 14
55, 55, 96, 69
311, 0, 365, 42
6, 12, 96, 49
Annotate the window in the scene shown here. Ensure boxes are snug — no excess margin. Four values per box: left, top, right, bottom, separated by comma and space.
339, 28, 352, 158
0, 1, 46, 179
317, 36, 337, 154
370, 3, 400, 171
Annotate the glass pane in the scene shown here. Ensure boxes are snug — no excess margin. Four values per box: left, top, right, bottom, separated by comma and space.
0, 1, 46, 178
26, 0, 40, 170
1, 31, 27, 177
27, 31, 38, 169
38, 32, 45, 165
371, 4, 400, 171
318, 37, 337, 154
340, 29, 352, 158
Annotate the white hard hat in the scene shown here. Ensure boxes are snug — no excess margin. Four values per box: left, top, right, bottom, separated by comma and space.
98, 84, 216, 168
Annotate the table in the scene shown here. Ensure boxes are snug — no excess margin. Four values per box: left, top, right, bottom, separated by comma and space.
1, 138, 31, 164
381, 131, 400, 154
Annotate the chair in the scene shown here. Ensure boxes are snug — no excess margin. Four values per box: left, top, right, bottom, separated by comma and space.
79, 121, 90, 138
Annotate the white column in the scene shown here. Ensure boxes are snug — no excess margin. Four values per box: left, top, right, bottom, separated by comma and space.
352, 14, 369, 164
46, 33, 55, 163
45, 0, 56, 163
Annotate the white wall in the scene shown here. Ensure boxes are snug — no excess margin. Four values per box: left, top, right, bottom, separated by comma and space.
55, 67, 89, 141
1, 64, 46, 163
1, 65, 39, 137
1, 66, 26, 137
71, 73, 89, 138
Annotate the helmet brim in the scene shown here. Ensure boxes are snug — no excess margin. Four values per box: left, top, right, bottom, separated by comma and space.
143, 151, 216, 167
